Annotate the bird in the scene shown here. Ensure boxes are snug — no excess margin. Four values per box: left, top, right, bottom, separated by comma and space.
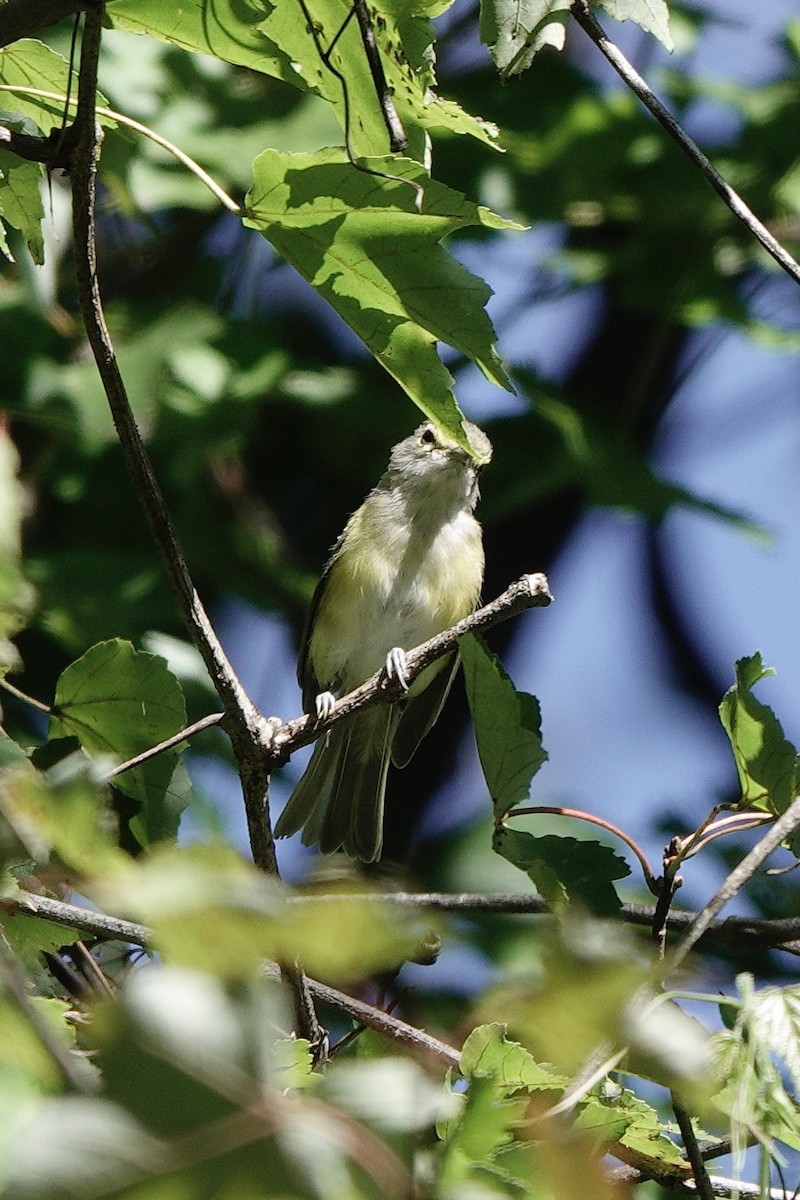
275, 418, 492, 862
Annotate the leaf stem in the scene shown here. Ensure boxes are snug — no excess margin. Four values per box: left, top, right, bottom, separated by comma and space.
0, 84, 241, 212
0, 676, 51, 715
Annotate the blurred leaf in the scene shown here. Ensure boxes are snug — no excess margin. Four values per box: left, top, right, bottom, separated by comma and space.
0, 424, 34, 672
480, 0, 571, 78
461, 634, 547, 819
0, 151, 44, 265
0, 996, 76, 1091
711, 974, 800, 1158
93, 842, 436, 982
492, 828, 629, 915
0, 749, 127, 878
244, 149, 519, 441
597, 0, 673, 51
482, 918, 649, 1075
51, 639, 189, 845
718, 653, 800, 827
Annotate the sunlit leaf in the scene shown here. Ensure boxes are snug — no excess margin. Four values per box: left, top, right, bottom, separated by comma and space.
460, 634, 547, 819
718, 654, 799, 825
244, 149, 518, 440
480, 0, 572, 79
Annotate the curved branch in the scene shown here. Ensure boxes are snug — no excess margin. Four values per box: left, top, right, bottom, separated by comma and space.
571, 1, 800, 287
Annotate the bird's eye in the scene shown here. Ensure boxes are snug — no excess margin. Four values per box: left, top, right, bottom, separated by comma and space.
420, 427, 436, 446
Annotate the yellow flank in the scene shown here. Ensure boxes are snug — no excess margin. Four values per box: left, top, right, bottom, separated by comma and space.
308, 491, 483, 695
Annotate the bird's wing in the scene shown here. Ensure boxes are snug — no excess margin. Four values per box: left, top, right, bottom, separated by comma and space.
297, 534, 345, 712
391, 652, 459, 769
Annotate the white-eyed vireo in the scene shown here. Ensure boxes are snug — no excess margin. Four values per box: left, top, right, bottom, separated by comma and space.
275, 419, 492, 862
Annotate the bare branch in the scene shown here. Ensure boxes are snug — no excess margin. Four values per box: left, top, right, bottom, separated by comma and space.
103, 712, 224, 780
273, 573, 553, 758
671, 794, 800, 969
10, 888, 800, 958
571, 1, 800, 288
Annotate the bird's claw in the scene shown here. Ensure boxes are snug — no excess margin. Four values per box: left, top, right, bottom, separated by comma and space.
314, 691, 336, 720
384, 646, 410, 692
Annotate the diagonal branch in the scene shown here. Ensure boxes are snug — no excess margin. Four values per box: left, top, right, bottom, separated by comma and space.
273, 572, 553, 759
571, 0, 800, 288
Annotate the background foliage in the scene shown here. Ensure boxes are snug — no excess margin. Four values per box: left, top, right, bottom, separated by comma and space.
0, 0, 798, 1196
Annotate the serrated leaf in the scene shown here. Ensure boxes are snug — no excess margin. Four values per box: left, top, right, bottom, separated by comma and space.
460, 634, 547, 818
718, 653, 799, 824
597, 0, 674, 52
461, 1023, 567, 1091
0, 150, 44, 266
260, 0, 499, 158
244, 149, 517, 435
493, 828, 629, 914
0, 40, 80, 130
109, 0, 497, 159
50, 640, 188, 846
480, 0, 572, 79
611, 1088, 690, 1170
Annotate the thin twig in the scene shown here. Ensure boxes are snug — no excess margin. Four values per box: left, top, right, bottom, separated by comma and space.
103, 711, 224, 779
571, 0, 800, 287
0, 85, 241, 212
352, 0, 407, 152
66, 2, 317, 1042
671, 794, 800, 970
504, 804, 658, 892
673, 1096, 716, 1200
0, 676, 52, 715
307, 977, 460, 1068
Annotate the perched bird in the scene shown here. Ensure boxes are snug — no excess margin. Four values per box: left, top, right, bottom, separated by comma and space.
275, 418, 492, 862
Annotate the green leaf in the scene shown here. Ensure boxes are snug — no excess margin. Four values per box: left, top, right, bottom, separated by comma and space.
107, 0, 298, 84
109, 0, 498, 159
607, 1087, 689, 1170
0, 39, 80, 130
461, 1023, 566, 1091
93, 842, 437, 982
50, 640, 189, 845
597, 0, 674, 52
244, 149, 517, 437
493, 828, 629, 915
259, 0, 499, 159
480, 0, 572, 79
0, 426, 34, 672
460, 634, 547, 819
718, 653, 800, 823
0, 750, 127, 878
0, 150, 44, 266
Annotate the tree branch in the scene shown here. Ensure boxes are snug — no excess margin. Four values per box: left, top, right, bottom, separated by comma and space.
66, 2, 318, 1042
272, 572, 553, 759
10, 888, 800, 959
571, 1, 800, 288
670, 794, 800, 969
0, 0, 86, 48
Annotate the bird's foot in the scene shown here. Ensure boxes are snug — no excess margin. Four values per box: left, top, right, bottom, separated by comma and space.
383, 646, 411, 692
314, 691, 337, 720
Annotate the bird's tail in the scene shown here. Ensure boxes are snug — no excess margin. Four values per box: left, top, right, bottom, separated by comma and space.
275, 706, 398, 862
